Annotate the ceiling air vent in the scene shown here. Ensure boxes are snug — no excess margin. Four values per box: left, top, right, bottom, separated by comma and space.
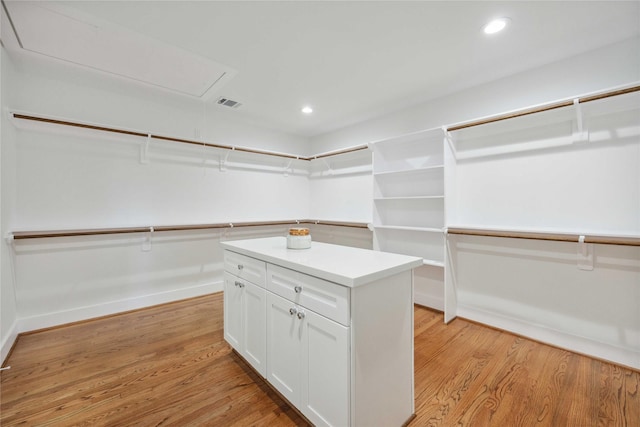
217, 97, 242, 109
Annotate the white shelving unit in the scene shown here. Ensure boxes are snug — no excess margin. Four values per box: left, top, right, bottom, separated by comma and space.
371, 128, 446, 310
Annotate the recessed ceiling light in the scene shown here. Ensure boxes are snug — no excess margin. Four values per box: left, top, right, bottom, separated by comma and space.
301, 106, 313, 114
483, 18, 509, 35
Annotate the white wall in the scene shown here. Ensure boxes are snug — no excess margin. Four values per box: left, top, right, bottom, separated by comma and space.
1, 37, 376, 364
450, 236, 640, 369
9, 117, 310, 333
449, 95, 640, 234
13, 225, 287, 331
0, 44, 319, 363
1, 44, 20, 364
10, 52, 310, 157
12, 125, 310, 229
445, 91, 640, 369
308, 149, 373, 224
310, 36, 640, 153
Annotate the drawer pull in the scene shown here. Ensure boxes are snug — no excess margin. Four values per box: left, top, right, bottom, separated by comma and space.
289, 307, 298, 316
296, 311, 306, 320
294, 285, 303, 294
235, 281, 244, 288
237, 264, 244, 270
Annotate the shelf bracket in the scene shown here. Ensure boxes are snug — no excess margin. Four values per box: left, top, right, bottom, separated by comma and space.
140, 134, 151, 164
442, 126, 457, 159
321, 158, 333, 175
220, 148, 234, 172
142, 226, 153, 252
577, 235, 594, 270
220, 223, 234, 240
201, 141, 214, 174
572, 99, 589, 144
283, 159, 294, 177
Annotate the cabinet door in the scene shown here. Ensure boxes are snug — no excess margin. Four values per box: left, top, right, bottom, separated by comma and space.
223, 272, 243, 351
266, 292, 301, 407
243, 281, 266, 377
300, 308, 349, 427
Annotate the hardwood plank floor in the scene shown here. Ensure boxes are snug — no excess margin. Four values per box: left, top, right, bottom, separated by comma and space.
1, 293, 638, 426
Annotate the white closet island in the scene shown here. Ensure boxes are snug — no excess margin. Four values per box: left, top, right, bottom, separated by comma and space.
220, 236, 423, 427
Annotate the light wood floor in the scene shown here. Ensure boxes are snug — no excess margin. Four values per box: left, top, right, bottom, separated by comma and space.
1, 293, 638, 426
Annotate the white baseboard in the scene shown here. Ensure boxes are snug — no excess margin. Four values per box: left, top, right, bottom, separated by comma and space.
457, 304, 640, 370
16, 281, 223, 338
414, 292, 444, 312
1, 319, 19, 366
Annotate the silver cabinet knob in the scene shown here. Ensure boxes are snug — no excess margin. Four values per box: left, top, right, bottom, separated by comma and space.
294, 285, 303, 294
289, 307, 298, 316
234, 281, 244, 288
237, 264, 244, 270
297, 311, 306, 320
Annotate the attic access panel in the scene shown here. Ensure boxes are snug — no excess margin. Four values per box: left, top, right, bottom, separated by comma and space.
4, 1, 236, 98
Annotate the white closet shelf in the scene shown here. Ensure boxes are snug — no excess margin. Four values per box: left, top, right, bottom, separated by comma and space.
422, 259, 445, 268
373, 165, 444, 177
373, 225, 443, 233
374, 196, 444, 201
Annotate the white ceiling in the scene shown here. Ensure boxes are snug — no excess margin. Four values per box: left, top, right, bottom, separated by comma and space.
5, 1, 640, 138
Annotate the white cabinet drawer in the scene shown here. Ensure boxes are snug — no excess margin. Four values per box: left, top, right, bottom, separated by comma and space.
267, 264, 350, 326
224, 250, 266, 287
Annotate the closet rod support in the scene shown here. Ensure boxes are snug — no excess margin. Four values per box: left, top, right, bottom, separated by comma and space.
284, 159, 294, 176
442, 126, 457, 159
140, 134, 151, 164
142, 226, 154, 252
572, 99, 589, 143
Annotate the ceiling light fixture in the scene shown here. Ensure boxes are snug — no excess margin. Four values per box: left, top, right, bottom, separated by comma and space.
483, 18, 509, 35
301, 106, 313, 114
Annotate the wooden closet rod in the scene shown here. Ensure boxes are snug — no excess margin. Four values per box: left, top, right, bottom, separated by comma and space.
11, 114, 368, 161
446, 84, 640, 132
447, 228, 640, 247
11, 220, 369, 240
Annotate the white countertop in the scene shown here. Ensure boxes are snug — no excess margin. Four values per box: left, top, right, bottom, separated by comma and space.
220, 237, 423, 287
